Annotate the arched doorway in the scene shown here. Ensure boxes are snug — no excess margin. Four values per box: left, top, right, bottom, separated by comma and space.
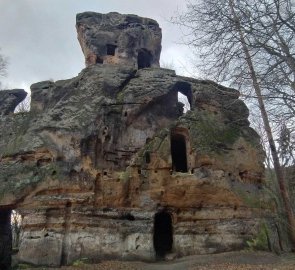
137, 49, 152, 69
153, 211, 173, 259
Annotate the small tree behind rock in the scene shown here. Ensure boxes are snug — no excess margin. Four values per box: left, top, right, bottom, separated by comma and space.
11, 210, 23, 252
0, 49, 8, 89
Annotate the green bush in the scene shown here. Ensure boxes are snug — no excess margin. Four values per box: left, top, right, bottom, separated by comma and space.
246, 224, 269, 251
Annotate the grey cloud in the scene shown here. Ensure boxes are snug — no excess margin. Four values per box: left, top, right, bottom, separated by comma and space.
0, 0, 191, 92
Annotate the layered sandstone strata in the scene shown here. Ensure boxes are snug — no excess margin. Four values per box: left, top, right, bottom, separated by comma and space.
0, 12, 279, 268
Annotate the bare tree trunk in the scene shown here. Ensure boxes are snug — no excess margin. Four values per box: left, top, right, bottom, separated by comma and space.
229, 0, 295, 247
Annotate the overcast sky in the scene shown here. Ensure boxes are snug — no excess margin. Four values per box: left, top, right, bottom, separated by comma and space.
0, 0, 193, 93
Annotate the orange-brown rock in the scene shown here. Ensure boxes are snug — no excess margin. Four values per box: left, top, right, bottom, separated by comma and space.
0, 12, 280, 268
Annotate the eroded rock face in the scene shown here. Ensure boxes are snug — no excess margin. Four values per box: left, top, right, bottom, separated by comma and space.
0, 65, 279, 265
0, 13, 279, 267
0, 89, 27, 115
76, 12, 162, 68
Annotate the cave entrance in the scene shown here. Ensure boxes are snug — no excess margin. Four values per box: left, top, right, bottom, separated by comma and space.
171, 132, 188, 172
153, 211, 173, 259
137, 49, 152, 69
0, 209, 12, 270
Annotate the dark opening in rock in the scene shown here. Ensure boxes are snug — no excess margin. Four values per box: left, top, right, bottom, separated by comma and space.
106, 44, 117, 56
120, 213, 135, 221
0, 209, 12, 270
96, 57, 103, 64
145, 151, 151, 164
171, 133, 188, 172
153, 211, 173, 259
137, 49, 152, 69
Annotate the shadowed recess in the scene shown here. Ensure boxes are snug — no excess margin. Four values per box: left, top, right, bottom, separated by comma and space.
0, 209, 12, 270
153, 211, 173, 259
171, 133, 188, 172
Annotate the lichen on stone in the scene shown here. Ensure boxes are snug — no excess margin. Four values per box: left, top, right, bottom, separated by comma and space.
0, 11, 277, 267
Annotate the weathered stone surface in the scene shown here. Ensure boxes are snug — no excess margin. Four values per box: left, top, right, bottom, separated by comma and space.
0, 65, 278, 265
76, 12, 162, 68
0, 12, 279, 267
0, 89, 27, 115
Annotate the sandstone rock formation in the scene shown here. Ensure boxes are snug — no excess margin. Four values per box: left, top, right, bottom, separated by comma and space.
0, 12, 280, 268
0, 89, 27, 115
76, 12, 162, 68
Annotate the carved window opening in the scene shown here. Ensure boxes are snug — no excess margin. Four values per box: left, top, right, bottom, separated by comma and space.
153, 211, 173, 259
145, 151, 151, 164
175, 82, 192, 114
171, 131, 188, 172
106, 44, 117, 56
137, 49, 152, 69
0, 209, 12, 270
178, 92, 190, 113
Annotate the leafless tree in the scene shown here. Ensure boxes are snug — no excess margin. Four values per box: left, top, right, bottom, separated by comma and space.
0, 49, 8, 89
11, 210, 23, 250
175, 0, 295, 246
161, 60, 176, 70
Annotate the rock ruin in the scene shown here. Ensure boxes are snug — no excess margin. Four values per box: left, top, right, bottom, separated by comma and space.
0, 12, 279, 268
76, 12, 162, 68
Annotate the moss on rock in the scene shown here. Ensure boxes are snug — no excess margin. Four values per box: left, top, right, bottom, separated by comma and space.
246, 223, 270, 251
181, 110, 240, 154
